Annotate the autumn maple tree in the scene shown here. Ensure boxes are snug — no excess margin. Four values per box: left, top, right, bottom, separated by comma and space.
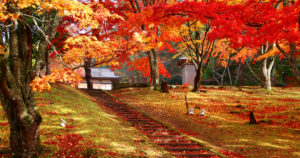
165, 0, 300, 90
209, 0, 300, 90
108, 0, 181, 90
138, 0, 235, 91
126, 56, 170, 79
175, 20, 217, 92
0, 0, 119, 157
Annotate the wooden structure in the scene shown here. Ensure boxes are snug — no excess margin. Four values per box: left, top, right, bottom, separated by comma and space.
178, 56, 196, 86
77, 68, 120, 90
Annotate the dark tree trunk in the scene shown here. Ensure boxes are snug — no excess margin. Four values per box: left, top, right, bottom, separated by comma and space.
35, 13, 59, 76
130, 1, 161, 90
288, 44, 300, 85
276, 43, 300, 86
287, 57, 300, 85
45, 50, 51, 75
278, 1, 300, 85
192, 67, 203, 92
0, 17, 42, 157
283, 0, 290, 6
0, 91, 42, 157
84, 58, 93, 90
45, 13, 59, 76
147, 49, 159, 90
245, 60, 263, 85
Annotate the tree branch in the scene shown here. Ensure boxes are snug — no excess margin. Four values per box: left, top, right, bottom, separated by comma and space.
245, 60, 261, 83
275, 42, 288, 58
32, 18, 70, 68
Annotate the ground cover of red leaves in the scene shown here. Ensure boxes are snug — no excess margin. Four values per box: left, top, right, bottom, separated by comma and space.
111, 86, 300, 158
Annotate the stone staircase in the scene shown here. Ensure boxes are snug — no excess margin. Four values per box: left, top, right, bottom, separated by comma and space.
84, 90, 219, 158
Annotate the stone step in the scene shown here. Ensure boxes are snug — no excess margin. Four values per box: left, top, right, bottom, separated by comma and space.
122, 117, 151, 120
135, 125, 165, 129
133, 122, 160, 125
148, 135, 183, 138
151, 138, 188, 142
85, 90, 218, 158
152, 140, 192, 144
131, 122, 162, 125
112, 109, 134, 112
142, 130, 176, 135
118, 114, 146, 117
126, 120, 158, 124
165, 147, 204, 152
158, 143, 198, 146
141, 128, 170, 131
125, 119, 154, 122
172, 153, 213, 157
110, 108, 132, 111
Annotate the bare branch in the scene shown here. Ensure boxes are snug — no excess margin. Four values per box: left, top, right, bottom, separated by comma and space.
275, 42, 288, 58
21, 13, 43, 22
32, 18, 70, 68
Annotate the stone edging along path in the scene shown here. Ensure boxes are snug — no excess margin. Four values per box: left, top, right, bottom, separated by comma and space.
84, 90, 220, 158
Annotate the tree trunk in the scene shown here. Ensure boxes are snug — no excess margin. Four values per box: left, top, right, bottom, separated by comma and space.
192, 67, 203, 92
260, 45, 275, 91
0, 18, 42, 157
147, 49, 159, 90
84, 58, 93, 90
130, 0, 162, 89
220, 65, 227, 86
234, 63, 242, 86
0, 91, 42, 157
45, 50, 51, 75
283, 0, 289, 6
259, 44, 275, 91
245, 60, 263, 85
279, 1, 300, 85
35, 13, 59, 76
185, 95, 189, 114
288, 44, 300, 85
261, 57, 274, 91
36, 14, 51, 76
227, 63, 233, 86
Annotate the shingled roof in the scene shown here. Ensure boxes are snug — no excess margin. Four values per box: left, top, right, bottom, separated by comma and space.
90, 68, 120, 79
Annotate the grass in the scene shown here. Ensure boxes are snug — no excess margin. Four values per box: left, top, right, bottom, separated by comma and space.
111, 86, 300, 158
0, 85, 171, 157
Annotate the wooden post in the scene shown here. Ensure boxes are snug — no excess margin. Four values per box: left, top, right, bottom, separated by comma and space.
249, 111, 257, 124
185, 95, 189, 114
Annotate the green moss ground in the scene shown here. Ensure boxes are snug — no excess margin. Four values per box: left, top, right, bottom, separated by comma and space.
0, 85, 171, 157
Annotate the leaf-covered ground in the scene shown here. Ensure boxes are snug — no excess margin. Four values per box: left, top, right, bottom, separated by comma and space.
0, 85, 171, 157
111, 86, 300, 158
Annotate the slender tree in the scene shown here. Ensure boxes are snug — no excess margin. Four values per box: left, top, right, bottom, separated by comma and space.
177, 21, 216, 91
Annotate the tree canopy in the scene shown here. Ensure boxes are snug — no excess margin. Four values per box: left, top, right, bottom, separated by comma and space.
1, 0, 300, 157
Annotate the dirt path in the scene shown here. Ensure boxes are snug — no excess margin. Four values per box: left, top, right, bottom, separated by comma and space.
84, 90, 219, 158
